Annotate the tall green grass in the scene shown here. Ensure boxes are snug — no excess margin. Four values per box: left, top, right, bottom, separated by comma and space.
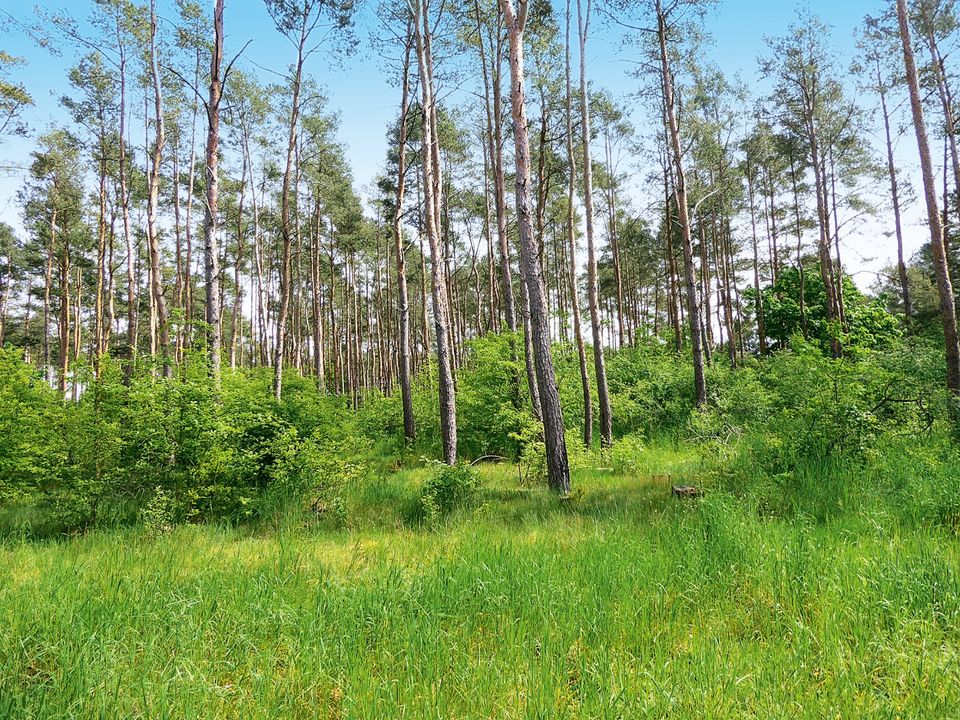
2, 445, 958, 718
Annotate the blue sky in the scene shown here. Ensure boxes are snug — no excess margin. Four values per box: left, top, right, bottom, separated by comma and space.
0, 0, 917, 285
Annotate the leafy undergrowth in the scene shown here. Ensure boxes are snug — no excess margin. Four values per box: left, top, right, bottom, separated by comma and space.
2, 445, 959, 719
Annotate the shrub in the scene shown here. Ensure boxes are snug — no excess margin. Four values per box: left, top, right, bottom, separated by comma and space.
301, 436, 373, 527
139, 486, 177, 537
512, 421, 547, 486
609, 434, 645, 475
605, 344, 693, 437
420, 462, 481, 522
455, 333, 531, 460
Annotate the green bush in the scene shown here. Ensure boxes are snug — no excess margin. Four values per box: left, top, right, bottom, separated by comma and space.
455, 333, 531, 460
300, 436, 373, 527
0, 326, 955, 538
605, 344, 692, 437
609, 434, 645, 475
420, 462, 481, 522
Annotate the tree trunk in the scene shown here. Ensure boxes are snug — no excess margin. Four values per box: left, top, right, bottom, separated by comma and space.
520, 279, 543, 421
805, 101, 840, 357
898, 0, 960, 394
273, 19, 307, 401
117, 33, 137, 380
698, 220, 713, 364
94, 150, 107, 372
604, 124, 625, 347
577, 0, 611, 446
565, 0, 592, 447
231, 154, 246, 371
662, 153, 682, 351
474, 0, 524, 407
746, 163, 768, 354
789, 154, 809, 340
172, 125, 185, 364
147, 0, 172, 377
183, 52, 201, 352
415, 0, 457, 465
43, 212, 55, 385
58, 237, 70, 396
657, 0, 706, 407
500, 0, 571, 493
920, 10, 960, 235
393, 22, 416, 443
877, 60, 912, 322
828, 149, 846, 329
204, 0, 224, 387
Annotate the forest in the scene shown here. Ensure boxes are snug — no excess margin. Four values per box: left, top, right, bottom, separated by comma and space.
1, 0, 959, 716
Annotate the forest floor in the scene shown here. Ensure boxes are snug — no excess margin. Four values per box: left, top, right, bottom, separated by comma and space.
1, 445, 959, 718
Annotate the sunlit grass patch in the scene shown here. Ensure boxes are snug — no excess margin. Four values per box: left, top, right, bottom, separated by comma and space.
2, 446, 959, 718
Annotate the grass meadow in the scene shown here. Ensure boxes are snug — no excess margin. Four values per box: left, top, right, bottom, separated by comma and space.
2, 444, 958, 719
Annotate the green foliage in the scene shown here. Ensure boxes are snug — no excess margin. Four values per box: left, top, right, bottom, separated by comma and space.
3, 451, 960, 718
419, 462, 481, 523
1, 330, 960, 716
609, 433, 646, 475
300, 436, 372, 528
0, 349, 67, 504
138, 486, 177, 538
0, 328, 954, 538
455, 333, 530, 460
753, 265, 901, 354
697, 339, 947, 494
0, 351, 384, 535
0, 50, 34, 138
604, 343, 693, 436
512, 421, 547, 486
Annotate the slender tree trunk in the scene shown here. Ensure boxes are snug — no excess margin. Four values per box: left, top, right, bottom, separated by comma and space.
789, 154, 809, 340
565, 0, 592, 447
43, 213, 55, 384
604, 125, 625, 347
481, 133, 498, 333
105, 202, 116, 353
576, 0, 611, 446
520, 279, 543, 420
147, 0, 172, 377
117, 35, 137, 380
828, 149, 846, 329
273, 20, 307, 401
877, 61, 912, 322
500, 0, 570, 493
230, 156, 246, 370
173, 126, 185, 364
58, 238, 70, 396
720, 218, 738, 368
658, 1, 706, 406
242, 128, 268, 367
184, 52, 201, 351
309, 197, 326, 388
0, 256, 10, 346
204, 0, 224, 387
746, 164, 768, 354
698, 220, 713, 364
921, 12, 960, 235
393, 22, 415, 443
765, 172, 780, 282
484, 7, 517, 333
662, 155, 682, 351
806, 104, 840, 357
94, 150, 107, 372
898, 0, 960, 394
415, 0, 457, 464
474, 0, 523, 404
